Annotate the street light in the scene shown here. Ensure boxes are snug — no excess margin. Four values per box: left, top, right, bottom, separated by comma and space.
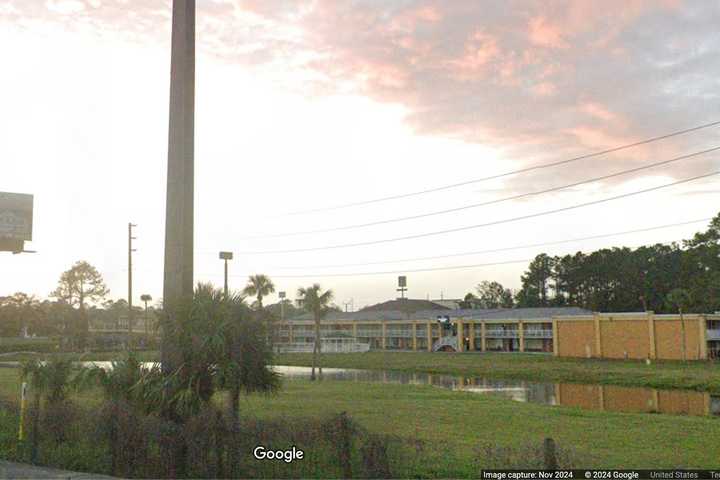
219, 251, 233, 298
279, 291, 286, 323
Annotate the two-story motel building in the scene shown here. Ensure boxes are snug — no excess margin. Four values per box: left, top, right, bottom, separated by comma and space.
275, 299, 720, 361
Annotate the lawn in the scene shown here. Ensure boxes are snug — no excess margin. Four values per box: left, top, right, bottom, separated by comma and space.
240, 379, 720, 471
275, 351, 720, 393
1, 367, 719, 475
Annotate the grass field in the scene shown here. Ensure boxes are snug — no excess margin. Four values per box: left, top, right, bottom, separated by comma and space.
1, 367, 719, 474
275, 351, 720, 393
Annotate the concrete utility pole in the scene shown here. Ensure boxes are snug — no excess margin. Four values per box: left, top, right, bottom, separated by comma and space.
128, 223, 137, 338
162, 0, 195, 374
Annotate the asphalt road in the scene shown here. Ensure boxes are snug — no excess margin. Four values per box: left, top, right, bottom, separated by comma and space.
0, 461, 115, 479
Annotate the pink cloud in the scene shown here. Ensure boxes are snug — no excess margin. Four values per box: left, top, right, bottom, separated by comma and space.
450, 30, 500, 73
4, 0, 714, 190
580, 102, 617, 122
530, 82, 557, 97
528, 16, 568, 49
415, 6, 441, 22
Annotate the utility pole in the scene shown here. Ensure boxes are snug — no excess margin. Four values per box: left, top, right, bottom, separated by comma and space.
163, 0, 195, 377
128, 223, 137, 341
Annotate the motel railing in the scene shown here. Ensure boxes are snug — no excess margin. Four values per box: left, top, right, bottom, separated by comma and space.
356, 329, 382, 337
523, 329, 553, 338
386, 328, 413, 338
485, 329, 519, 338
275, 340, 370, 354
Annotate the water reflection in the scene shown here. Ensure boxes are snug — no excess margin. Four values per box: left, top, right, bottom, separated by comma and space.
74, 362, 719, 417
273, 365, 720, 418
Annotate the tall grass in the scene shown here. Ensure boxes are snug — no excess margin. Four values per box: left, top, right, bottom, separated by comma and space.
2, 396, 587, 478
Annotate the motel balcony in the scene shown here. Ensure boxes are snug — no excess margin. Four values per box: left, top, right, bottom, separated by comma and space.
356, 330, 382, 338
707, 329, 720, 341
523, 329, 554, 338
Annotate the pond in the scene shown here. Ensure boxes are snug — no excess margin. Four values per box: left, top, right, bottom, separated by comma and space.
8, 361, 718, 418
273, 365, 720, 418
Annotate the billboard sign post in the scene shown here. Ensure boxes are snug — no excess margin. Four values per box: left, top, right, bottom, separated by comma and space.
397, 275, 408, 300
0, 192, 33, 253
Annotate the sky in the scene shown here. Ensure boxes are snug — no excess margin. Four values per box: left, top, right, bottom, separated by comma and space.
1, 0, 719, 310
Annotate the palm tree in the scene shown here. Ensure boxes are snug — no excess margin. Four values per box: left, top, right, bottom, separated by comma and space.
242, 274, 275, 309
297, 284, 334, 381
140, 294, 152, 334
218, 293, 279, 477
665, 288, 692, 361
243, 275, 276, 345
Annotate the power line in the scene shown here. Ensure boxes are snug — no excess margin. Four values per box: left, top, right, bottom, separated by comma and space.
198, 259, 534, 279
243, 147, 719, 240
279, 120, 720, 216
197, 218, 711, 278
264, 218, 712, 270
236, 170, 720, 254
130, 218, 710, 281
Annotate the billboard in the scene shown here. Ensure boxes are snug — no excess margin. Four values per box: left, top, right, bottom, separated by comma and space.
0, 192, 33, 241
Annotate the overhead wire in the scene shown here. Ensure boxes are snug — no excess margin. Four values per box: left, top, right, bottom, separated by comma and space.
262, 217, 712, 269
234, 170, 720, 254
279, 120, 720, 216
242, 147, 720, 239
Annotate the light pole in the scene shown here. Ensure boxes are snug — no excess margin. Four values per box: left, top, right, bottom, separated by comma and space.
219, 252, 233, 298
140, 294, 152, 335
279, 291, 286, 323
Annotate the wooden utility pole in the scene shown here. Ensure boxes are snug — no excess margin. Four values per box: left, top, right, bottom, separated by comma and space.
128, 223, 137, 340
163, 0, 195, 375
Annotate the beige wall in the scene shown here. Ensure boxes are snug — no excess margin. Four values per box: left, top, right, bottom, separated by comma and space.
654, 318, 703, 360
556, 319, 596, 358
600, 319, 651, 360
556, 313, 709, 361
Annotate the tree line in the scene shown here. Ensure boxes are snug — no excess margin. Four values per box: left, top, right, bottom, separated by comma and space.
462, 213, 720, 314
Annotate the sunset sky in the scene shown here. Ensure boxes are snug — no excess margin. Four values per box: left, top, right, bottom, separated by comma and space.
1, 0, 719, 309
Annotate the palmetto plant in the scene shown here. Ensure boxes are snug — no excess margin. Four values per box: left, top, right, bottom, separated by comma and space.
147, 283, 279, 476
297, 284, 334, 381
77, 352, 148, 476
20, 357, 87, 462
